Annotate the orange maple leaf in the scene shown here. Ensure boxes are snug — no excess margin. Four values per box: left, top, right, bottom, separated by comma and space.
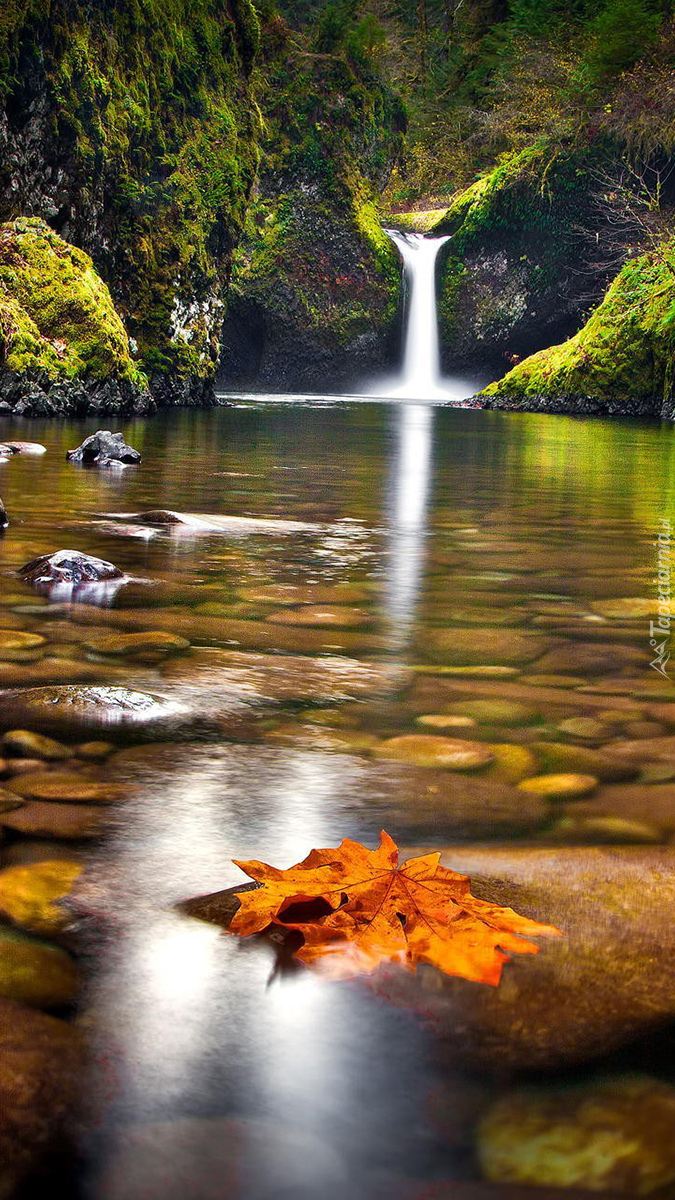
228, 831, 561, 985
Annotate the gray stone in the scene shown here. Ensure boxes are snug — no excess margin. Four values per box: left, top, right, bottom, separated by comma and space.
66, 429, 141, 466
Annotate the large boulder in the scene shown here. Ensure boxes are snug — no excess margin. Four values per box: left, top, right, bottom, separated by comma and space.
66, 430, 141, 467
376, 845, 675, 1071
19, 551, 123, 587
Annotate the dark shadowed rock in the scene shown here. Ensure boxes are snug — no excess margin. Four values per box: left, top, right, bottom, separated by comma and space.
0, 998, 84, 1197
0, 498, 7, 528
66, 430, 141, 467
0, 685, 193, 740
375, 845, 675, 1071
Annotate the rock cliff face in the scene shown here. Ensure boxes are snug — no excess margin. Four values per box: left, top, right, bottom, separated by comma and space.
0, 0, 261, 410
218, 16, 405, 393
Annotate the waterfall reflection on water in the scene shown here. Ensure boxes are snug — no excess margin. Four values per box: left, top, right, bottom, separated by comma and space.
385, 402, 433, 646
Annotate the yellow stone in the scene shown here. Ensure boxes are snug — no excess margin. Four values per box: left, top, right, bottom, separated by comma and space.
483, 744, 539, 784
0, 860, 81, 934
517, 773, 598, 800
477, 1076, 675, 1193
415, 714, 477, 730
372, 734, 494, 770
592, 597, 675, 619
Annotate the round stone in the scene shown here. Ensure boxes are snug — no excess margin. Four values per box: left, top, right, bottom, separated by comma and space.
422, 628, 552, 667
593, 598, 675, 619
0, 861, 81, 935
531, 741, 637, 783
446, 699, 537, 726
19, 550, 123, 586
518, 773, 598, 800
547, 815, 663, 844
7, 772, 128, 804
372, 734, 494, 770
2, 730, 73, 761
82, 631, 190, 656
0, 927, 78, 1008
0, 631, 46, 653
0, 685, 192, 739
415, 714, 478, 730
266, 605, 369, 628
477, 1076, 675, 1193
483, 744, 540, 784
557, 717, 607, 740
77, 741, 114, 761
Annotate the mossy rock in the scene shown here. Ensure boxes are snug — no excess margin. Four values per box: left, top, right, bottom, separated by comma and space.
0, 219, 147, 392
481, 240, 675, 418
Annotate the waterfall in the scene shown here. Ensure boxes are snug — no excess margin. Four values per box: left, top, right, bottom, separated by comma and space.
372, 229, 479, 403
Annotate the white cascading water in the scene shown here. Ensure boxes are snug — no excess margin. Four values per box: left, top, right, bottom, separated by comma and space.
372, 229, 479, 403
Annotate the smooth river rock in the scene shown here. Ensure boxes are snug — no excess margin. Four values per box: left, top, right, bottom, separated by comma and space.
2, 730, 73, 761
373, 734, 494, 771
477, 1075, 675, 1194
0, 927, 78, 1008
0, 686, 193, 740
422, 628, 554, 667
0, 860, 81, 935
377, 845, 675, 1070
0, 998, 84, 1197
0, 800, 109, 840
19, 550, 123, 586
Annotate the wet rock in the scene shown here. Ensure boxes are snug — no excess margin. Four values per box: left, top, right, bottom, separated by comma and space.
0, 861, 81, 935
518, 773, 598, 800
373, 734, 494, 771
572, 781, 675, 833
103, 509, 317, 535
545, 815, 663, 844
83, 631, 190, 657
530, 742, 637, 783
0, 631, 46, 659
7, 772, 128, 804
4, 757, 56, 778
422, 628, 554, 667
266, 605, 369, 628
592, 597, 675, 619
66, 429, 141, 467
416, 714, 478, 731
445, 699, 537, 726
477, 1076, 675, 1193
0, 685, 193, 740
1, 441, 47, 455
0, 927, 77, 1008
483, 744, 539, 784
18, 551, 124, 600
381, 845, 675, 1070
76, 741, 114, 761
238, 583, 367, 606
0, 659, 124, 686
2, 730, 72, 761
0, 497, 7, 528
521, 674, 586, 689
0, 998, 84, 1196
534, 642, 648, 676
0, 840, 85, 867
639, 763, 675, 784
0, 800, 109, 840
599, 735, 675, 766
557, 717, 607, 741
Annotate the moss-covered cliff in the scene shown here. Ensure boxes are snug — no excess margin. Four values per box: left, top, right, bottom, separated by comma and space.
479, 242, 675, 419
0, 217, 150, 415
0, 0, 261, 408
219, 10, 405, 391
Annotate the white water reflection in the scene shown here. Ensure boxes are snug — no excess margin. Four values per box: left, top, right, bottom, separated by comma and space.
385, 402, 434, 644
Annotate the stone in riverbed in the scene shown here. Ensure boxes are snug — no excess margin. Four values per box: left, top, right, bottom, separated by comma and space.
2, 441, 46, 455
544, 815, 663, 844
517, 773, 597, 800
0, 860, 81, 935
534, 642, 648, 675
6, 772, 128, 804
18, 550, 123, 590
416, 714, 478, 731
477, 1076, 675, 1194
482, 743, 539, 784
82, 631, 190, 657
0, 998, 84, 1197
373, 734, 494, 771
592, 597, 675, 619
0, 631, 46, 659
0, 497, 7, 528
530, 741, 637, 783
0, 685, 192, 740
2, 730, 72, 761
0, 799, 109, 839
422, 628, 553, 667
66, 429, 141, 466
380, 845, 675, 1070
556, 716, 607, 741
266, 605, 369, 628
444, 699, 537, 726
0, 926, 77, 1008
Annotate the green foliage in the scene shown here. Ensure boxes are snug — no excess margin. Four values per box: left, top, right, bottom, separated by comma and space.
579, 0, 662, 87
0, 217, 145, 385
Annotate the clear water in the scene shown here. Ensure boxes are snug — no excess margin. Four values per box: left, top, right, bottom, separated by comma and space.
1, 399, 674, 1199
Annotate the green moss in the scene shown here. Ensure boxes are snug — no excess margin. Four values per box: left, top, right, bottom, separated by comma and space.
0, 217, 145, 386
481, 242, 675, 406
0, 0, 262, 387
